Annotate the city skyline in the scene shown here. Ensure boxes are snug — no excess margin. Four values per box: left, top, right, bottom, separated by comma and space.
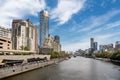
0, 0, 120, 51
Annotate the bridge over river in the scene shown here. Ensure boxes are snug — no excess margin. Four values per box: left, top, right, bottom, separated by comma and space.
2, 57, 120, 80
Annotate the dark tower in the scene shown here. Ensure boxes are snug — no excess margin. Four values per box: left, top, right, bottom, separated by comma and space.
54, 35, 60, 44
90, 38, 94, 53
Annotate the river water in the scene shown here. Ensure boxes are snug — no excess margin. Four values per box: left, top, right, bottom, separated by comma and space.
2, 57, 120, 80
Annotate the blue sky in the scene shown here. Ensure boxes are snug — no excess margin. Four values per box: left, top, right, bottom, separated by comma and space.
0, 0, 120, 51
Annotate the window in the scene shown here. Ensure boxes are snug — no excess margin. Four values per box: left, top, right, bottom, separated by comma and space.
0, 39, 6, 42
0, 43, 3, 45
20, 22, 26, 26
18, 25, 21, 36
8, 41, 11, 43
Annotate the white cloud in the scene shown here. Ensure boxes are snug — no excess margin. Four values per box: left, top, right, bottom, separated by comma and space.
61, 9, 120, 51
0, 0, 46, 28
50, 0, 86, 25
111, 0, 117, 3
104, 20, 120, 29
90, 20, 120, 34
101, 1, 106, 7
79, 9, 120, 32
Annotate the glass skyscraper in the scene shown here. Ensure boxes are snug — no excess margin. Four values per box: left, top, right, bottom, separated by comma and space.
40, 10, 49, 48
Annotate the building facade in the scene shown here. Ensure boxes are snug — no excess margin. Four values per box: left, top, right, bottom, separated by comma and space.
54, 35, 60, 44
40, 10, 49, 48
90, 38, 98, 53
0, 26, 12, 51
90, 38, 95, 53
12, 19, 38, 52
99, 44, 114, 53
93, 42, 98, 51
115, 41, 120, 51
0, 26, 11, 40
40, 34, 61, 54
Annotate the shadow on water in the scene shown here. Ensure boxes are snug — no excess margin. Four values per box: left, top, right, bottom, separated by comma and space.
111, 62, 120, 66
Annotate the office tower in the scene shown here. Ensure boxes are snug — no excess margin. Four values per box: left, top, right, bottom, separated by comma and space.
40, 10, 49, 48
93, 42, 98, 51
90, 38, 94, 53
90, 38, 94, 49
12, 19, 38, 52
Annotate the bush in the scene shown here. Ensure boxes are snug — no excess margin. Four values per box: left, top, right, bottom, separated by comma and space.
48, 52, 69, 59
13, 52, 30, 55
95, 52, 112, 58
110, 50, 120, 60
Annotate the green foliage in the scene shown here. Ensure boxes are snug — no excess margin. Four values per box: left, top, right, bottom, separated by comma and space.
110, 50, 120, 60
85, 53, 92, 57
95, 51, 112, 58
20, 45, 24, 50
48, 52, 70, 59
95, 51, 120, 60
20, 46, 30, 51
24, 46, 30, 51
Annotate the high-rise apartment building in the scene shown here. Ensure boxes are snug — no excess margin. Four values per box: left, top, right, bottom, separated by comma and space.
12, 19, 38, 52
40, 10, 49, 48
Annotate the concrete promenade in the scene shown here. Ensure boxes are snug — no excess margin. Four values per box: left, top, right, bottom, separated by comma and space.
0, 59, 64, 79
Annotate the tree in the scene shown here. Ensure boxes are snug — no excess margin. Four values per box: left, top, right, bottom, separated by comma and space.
20, 46, 30, 51
20, 45, 24, 50
48, 52, 70, 59
110, 50, 120, 60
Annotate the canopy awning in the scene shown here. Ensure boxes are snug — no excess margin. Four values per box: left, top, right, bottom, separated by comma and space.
0, 63, 5, 65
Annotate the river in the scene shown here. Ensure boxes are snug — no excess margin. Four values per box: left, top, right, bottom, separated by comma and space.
2, 57, 120, 80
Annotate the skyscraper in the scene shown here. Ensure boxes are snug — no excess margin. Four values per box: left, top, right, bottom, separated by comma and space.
90, 38, 94, 53
40, 10, 49, 48
93, 42, 98, 51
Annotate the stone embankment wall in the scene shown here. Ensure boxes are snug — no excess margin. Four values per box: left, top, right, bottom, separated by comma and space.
0, 58, 64, 79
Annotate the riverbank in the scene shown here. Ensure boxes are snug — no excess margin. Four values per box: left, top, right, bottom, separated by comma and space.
95, 58, 120, 65
0, 58, 65, 79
